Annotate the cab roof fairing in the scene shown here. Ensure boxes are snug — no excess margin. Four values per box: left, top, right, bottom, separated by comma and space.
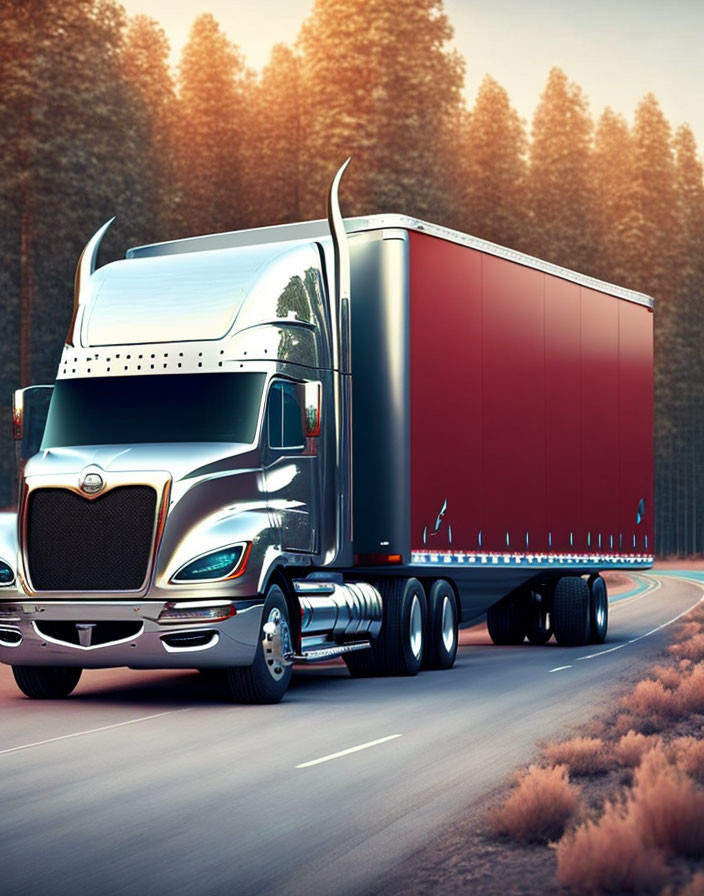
59, 240, 333, 379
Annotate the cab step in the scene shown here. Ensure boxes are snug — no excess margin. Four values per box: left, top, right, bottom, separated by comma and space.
289, 641, 372, 662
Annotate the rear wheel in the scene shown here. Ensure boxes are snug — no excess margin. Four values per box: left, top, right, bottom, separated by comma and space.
552, 576, 591, 647
487, 599, 526, 645
526, 589, 553, 645
346, 577, 427, 677
13, 665, 82, 699
423, 580, 458, 670
224, 584, 293, 704
588, 574, 608, 644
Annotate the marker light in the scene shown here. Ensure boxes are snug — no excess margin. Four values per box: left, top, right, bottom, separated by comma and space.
171, 543, 250, 583
158, 601, 236, 625
0, 561, 15, 586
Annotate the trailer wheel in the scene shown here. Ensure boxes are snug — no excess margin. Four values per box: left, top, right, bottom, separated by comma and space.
526, 590, 553, 645
12, 665, 82, 699
552, 577, 591, 647
588, 574, 608, 644
487, 599, 526, 645
224, 584, 293, 704
423, 580, 458, 670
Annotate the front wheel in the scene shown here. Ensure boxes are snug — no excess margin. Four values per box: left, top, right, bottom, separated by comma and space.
224, 584, 293, 704
13, 665, 82, 699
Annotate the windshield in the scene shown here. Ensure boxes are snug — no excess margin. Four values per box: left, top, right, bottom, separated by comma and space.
41, 373, 265, 448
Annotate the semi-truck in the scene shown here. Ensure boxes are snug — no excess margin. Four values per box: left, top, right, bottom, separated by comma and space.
0, 163, 654, 703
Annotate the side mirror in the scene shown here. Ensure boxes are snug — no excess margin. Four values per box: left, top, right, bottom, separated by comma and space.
303, 382, 322, 438
13, 385, 53, 463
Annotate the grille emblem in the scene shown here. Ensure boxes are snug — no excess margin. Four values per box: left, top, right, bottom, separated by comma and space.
79, 472, 104, 495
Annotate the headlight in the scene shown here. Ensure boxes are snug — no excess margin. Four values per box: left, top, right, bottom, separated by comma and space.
171, 543, 250, 583
0, 560, 15, 586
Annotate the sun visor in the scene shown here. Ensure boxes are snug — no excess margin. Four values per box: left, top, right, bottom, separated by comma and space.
82, 243, 292, 346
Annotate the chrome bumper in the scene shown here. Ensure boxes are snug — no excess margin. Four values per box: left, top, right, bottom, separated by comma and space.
0, 599, 264, 669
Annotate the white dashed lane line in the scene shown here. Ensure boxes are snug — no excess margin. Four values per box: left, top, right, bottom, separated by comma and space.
296, 734, 402, 768
550, 665, 573, 673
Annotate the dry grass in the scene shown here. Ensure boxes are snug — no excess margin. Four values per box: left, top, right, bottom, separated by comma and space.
676, 622, 703, 640
556, 799, 668, 894
670, 633, 704, 662
669, 737, 704, 784
543, 737, 612, 776
613, 731, 662, 768
487, 764, 580, 844
631, 748, 704, 857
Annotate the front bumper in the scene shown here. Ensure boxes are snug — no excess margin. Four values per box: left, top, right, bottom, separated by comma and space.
0, 599, 264, 669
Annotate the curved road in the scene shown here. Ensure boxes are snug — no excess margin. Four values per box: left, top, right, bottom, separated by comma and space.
0, 573, 700, 896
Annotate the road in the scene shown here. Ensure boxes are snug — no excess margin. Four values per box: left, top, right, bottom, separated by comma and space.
0, 573, 700, 896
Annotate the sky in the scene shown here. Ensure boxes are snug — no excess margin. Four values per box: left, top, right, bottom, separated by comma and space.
119, 0, 704, 153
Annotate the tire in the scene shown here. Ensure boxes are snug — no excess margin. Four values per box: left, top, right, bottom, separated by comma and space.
525, 589, 553, 645
552, 576, 591, 647
347, 577, 427, 677
487, 599, 526, 645
588, 574, 608, 644
423, 580, 458, 670
224, 584, 293, 704
13, 665, 82, 699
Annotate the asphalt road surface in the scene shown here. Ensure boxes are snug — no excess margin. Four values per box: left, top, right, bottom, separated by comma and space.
0, 573, 700, 896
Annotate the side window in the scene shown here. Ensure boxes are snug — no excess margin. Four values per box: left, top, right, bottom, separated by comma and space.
267, 381, 304, 450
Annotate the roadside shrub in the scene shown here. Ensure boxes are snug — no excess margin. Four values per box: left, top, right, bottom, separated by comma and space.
543, 737, 612, 776
488, 764, 580, 843
653, 664, 684, 690
622, 678, 680, 721
556, 799, 668, 894
631, 748, 704, 857
669, 737, 704, 784
679, 872, 704, 896
614, 731, 662, 768
676, 664, 704, 714
676, 622, 702, 641
670, 634, 704, 662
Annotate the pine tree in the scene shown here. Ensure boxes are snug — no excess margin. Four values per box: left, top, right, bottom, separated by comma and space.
174, 14, 251, 236
457, 75, 527, 249
526, 68, 595, 273
247, 44, 302, 227
297, 0, 465, 221
121, 15, 178, 241
671, 125, 704, 554
591, 108, 641, 285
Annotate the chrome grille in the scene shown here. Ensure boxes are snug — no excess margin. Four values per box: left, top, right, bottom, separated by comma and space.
27, 486, 157, 591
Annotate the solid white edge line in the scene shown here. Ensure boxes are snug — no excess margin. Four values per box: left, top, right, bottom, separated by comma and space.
0, 709, 189, 756
296, 734, 402, 768
550, 665, 572, 673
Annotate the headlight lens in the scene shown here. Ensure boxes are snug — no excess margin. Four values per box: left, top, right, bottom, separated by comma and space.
0, 561, 15, 586
172, 543, 249, 583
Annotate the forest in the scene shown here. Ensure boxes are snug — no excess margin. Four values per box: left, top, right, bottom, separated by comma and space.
1, 0, 703, 555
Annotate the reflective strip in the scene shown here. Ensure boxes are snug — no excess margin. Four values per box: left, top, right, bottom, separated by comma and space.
410, 551, 654, 568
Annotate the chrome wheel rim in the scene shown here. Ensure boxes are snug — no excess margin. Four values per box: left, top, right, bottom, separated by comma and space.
409, 593, 423, 659
441, 595, 455, 653
262, 607, 292, 682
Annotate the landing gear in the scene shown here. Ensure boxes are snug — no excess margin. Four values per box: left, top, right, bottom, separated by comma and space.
224, 584, 293, 704
12, 665, 82, 699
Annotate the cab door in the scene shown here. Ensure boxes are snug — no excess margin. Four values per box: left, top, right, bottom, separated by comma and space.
263, 379, 318, 553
